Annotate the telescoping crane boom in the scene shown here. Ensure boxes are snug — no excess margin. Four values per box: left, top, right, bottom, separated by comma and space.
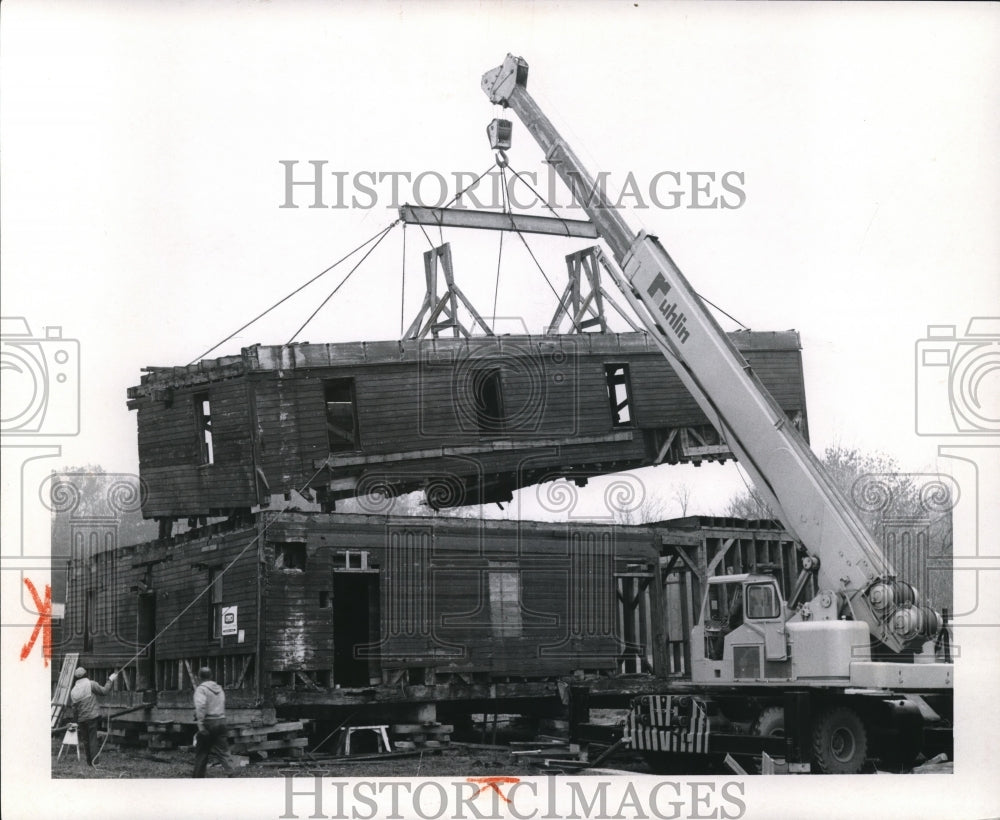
482, 54, 945, 659
482, 54, 953, 775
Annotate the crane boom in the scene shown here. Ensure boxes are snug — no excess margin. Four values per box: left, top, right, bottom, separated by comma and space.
483, 54, 935, 653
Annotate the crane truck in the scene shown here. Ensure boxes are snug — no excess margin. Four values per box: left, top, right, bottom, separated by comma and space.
481, 54, 953, 774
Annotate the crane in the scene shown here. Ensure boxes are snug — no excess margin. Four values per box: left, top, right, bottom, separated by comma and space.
482, 54, 952, 773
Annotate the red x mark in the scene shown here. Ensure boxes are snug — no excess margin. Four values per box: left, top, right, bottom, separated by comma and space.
19, 578, 52, 666
466, 776, 520, 803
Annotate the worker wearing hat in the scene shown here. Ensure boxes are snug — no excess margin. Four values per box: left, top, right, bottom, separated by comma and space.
69, 666, 117, 767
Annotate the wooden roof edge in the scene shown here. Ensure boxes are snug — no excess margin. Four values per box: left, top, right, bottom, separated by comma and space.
264, 509, 657, 541
126, 329, 801, 395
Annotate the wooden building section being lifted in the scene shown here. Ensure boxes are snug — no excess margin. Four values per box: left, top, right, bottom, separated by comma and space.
127, 330, 809, 525
54, 512, 808, 721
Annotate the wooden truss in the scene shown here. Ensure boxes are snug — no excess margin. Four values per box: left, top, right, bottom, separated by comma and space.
404, 243, 493, 340
547, 247, 644, 335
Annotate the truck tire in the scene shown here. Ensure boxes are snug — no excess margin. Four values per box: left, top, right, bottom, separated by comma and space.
812, 706, 868, 774
751, 706, 785, 738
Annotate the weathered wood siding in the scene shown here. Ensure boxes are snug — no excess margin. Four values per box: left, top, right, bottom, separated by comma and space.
260, 514, 658, 680
135, 379, 258, 516
130, 332, 808, 519
58, 512, 664, 692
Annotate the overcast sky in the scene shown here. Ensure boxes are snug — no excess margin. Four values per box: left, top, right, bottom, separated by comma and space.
3, 1, 997, 522
2, 2, 998, 817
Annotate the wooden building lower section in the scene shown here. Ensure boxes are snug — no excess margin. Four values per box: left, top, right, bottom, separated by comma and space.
53, 513, 809, 721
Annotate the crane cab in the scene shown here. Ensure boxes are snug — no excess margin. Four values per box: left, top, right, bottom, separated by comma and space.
692, 573, 791, 684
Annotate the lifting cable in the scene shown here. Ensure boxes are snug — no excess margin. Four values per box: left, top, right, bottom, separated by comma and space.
286, 219, 400, 344
496, 162, 569, 324
410, 164, 497, 253
506, 161, 750, 332
399, 224, 407, 337
696, 294, 749, 332
491, 162, 513, 329
188, 220, 401, 366
491, 221, 504, 330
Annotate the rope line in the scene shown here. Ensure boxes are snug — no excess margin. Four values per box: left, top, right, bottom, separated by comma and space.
103, 462, 336, 690
90, 459, 337, 761
188, 221, 401, 365
694, 291, 750, 331
286, 219, 399, 344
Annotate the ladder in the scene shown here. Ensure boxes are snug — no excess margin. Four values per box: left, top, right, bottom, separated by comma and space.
51, 652, 79, 728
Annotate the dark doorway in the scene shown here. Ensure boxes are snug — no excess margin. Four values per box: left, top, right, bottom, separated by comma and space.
136, 593, 156, 689
333, 571, 379, 687
84, 589, 94, 653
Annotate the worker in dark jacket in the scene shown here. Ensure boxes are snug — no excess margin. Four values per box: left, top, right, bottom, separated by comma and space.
69, 666, 117, 766
192, 667, 236, 777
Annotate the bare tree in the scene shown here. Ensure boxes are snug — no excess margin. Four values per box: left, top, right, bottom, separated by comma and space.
672, 482, 693, 517
614, 493, 670, 526
721, 445, 926, 528
722, 483, 772, 520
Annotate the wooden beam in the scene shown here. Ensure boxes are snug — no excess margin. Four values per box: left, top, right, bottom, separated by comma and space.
183, 660, 198, 690
315, 430, 635, 470
235, 655, 253, 689
399, 205, 598, 238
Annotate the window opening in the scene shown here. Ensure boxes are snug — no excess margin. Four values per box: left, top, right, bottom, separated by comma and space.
194, 392, 214, 464
605, 364, 633, 426
473, 368, 505, 435
746, 583, 780, 620
274, 542, 307, 570
325, 379, 359, 451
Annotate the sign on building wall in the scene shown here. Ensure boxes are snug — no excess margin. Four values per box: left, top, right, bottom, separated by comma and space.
221, 605, 238, 636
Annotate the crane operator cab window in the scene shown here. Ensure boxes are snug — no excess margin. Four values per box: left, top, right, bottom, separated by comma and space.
705, 582, 743, 661
746, 582, 780, 620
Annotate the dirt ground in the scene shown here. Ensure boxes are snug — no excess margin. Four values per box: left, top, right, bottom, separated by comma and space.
51, 741, 951, 779
50, 740, 589, 780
